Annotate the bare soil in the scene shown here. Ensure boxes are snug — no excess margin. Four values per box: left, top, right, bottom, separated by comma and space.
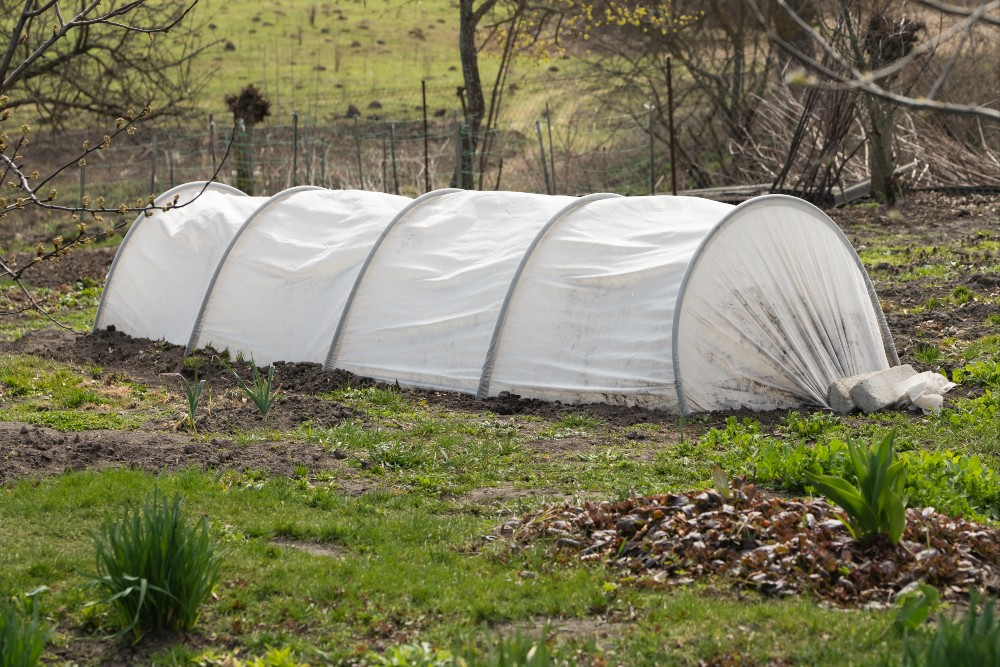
0, 191, 997, 489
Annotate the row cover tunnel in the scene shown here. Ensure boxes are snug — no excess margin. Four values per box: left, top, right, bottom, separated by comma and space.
95, 182, 898, 414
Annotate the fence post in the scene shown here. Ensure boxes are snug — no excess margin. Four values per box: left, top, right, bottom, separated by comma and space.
292, 110, 299, 187
458, 123, 474, 190
168, 147, 175, 190
649, 104, 655, 195
235, 119, 254, 195
381, 128, 388, 193
667, 56, 678, 196
390, 123, 399, 195
422, 80, 430, 193
353, 116, 364, 187
306, 140, 312, 185
545, 102, 556, 194
535, 120, 552, 195
320, 147, 327, 188
602, 147, 608, 192
150, 134, 157, 195
209, 113, 217, 177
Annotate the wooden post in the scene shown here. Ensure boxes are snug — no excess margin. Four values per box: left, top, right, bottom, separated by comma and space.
292, 110, 299, 187
353, 116, 364, 187
209, 113, 217, 176
390, 123, 399, 195
545, 102, 556, 194
150, 134, 157, 194
667, 56, 678, 196
648, 104, 655, 195
535, 120, 552, 195
422, 80, 430, 193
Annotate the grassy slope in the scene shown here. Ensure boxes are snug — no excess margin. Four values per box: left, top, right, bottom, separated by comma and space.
194, 0, 565, 122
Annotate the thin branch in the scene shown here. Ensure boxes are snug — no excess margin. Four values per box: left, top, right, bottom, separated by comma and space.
916, 0, 1000, 26
752, 0, 1000, 120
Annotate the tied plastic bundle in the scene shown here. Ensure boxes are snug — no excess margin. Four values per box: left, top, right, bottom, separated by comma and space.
894, 371, 957, 414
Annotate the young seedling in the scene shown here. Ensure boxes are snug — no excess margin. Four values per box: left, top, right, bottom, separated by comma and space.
180, 376, 206, 433
164, 373, 207, 433
223, 357, 279, 421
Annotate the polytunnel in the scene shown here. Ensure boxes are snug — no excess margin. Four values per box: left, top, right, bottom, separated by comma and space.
95, 185, 898, 414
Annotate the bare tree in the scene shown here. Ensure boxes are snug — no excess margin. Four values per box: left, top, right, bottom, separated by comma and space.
756, 0, 999, 203
456, 0, 499, 188
762, 0, 1000, 121
572, 2, 777, 188
1, 0, 218, 129
0, 0, 228, 327
457, 0, 570, 189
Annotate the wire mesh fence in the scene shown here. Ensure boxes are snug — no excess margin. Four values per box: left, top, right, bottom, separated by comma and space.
23, 77, 668, 216
18, 73, 1000, 236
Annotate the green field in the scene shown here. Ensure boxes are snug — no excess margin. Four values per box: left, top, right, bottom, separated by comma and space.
193, 0, 566, 122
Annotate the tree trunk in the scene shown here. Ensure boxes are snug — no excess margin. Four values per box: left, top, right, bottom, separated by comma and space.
866, 97, 897, 205
457, 0, 495, 189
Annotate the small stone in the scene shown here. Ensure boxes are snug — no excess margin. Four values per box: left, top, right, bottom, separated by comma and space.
849, 364, 917, 413
827, 372, 877, 413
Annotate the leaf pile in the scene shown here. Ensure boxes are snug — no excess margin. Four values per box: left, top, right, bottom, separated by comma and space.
500, 490, 1000, 606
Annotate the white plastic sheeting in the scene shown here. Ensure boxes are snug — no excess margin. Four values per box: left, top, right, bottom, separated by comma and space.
327, 189, 576, 392
674, 197, 894, 413
189, 187, 411, 365
95, 185, 898, 413
94, 182, 263, 344
482, 195, 734, 408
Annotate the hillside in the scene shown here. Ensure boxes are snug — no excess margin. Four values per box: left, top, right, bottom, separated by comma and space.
197, 0, 546, 122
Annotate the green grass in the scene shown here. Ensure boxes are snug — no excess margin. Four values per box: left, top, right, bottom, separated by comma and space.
0, 468, 921, 666
1, 352, 998, 663
0, 354, 158, 431
0, 280, 100, 341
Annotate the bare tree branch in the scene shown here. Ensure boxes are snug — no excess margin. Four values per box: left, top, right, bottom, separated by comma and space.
917, 0, 1000, 26
753, 0, 1000, 120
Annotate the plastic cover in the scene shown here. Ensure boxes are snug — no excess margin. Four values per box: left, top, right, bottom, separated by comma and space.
189, 188, 411, 364
94, 183, 264, 344
484, 195, 734, 408
95, 183, 897, 415
329, 190, 575, 392
674, 196, 893, 413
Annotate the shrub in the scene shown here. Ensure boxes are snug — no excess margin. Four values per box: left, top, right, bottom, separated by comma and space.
0, 587, 50, 667
88, 488, 220, 640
